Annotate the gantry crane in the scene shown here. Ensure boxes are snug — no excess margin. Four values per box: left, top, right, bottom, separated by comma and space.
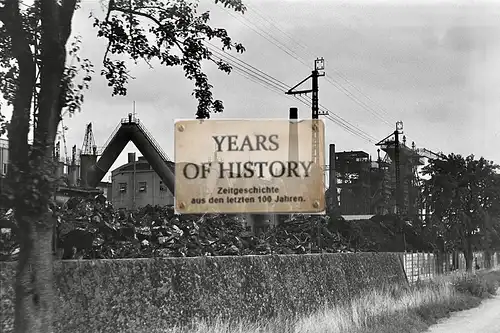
81, 123, 98, 156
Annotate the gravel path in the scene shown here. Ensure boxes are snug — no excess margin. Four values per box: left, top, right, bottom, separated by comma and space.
425, 293, 500, 333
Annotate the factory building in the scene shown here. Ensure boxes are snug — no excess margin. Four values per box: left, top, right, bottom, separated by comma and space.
0, 137, 110, 204
108, 152, 279, 235
109, 152, 174, 209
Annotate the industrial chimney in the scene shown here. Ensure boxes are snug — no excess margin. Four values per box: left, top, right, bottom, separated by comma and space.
80, 153, 97, 188
288, 107, 299, 162
68, 145, 77, 186
328, 144, 337, 209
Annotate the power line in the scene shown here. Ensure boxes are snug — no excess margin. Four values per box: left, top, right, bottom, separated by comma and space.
266, 0, 437, 149
207, 43, 377, 143
219, 2, 394, 128
218, 6, 310, 68
207, 44, 377, 142
207, 41, 289, 90
245, 2, 311, 53
253, 1, 394, 123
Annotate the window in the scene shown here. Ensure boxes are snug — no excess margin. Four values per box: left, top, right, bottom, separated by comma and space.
2, 163, 7, 175
159, 181, 167, 192
119, 183, 127, 193
138, 181, 147, 192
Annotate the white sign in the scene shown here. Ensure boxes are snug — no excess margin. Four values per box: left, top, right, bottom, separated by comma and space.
174, 119, 325, 214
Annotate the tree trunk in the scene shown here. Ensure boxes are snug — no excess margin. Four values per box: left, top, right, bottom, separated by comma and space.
485, 250, 491, 269
14, 213, 55, 333
464, 240, 473, 272
2, 1, 77, 333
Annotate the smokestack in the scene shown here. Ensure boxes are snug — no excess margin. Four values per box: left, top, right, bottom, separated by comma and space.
288, 107, 299, 162
72, 164, 80, 187
128, 152, 136, 163
68, 165, 74, 186
55, 141, 60, 160
80, 155, 97, 188
71, 145, 76, 165
55, 161, 65, 185
329, 144, 337, 209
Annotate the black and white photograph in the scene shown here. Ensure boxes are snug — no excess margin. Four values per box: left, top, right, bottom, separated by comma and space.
1, 0, 500, 332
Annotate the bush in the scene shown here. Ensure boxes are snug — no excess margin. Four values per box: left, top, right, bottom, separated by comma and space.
0, 253, 407, 333
452, 273, 497, 298
477, 270, 500, 295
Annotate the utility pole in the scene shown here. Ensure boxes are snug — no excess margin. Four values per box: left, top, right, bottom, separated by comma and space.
394, 121, 403, 216
376, 121, 404, 216
286, 58, 327, 252
286, 57, 327, 120
286, 58, 327, 168
394, 126, 400, 215
132, 101, 137, 210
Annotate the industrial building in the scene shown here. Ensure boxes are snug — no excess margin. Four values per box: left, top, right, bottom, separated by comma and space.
0, 116, 176, 210
110, 153, 175, 209
0, 137, 110, 204
332, 145, 422, 216
1, 114, 445, 228
330, 121, 444, 218
106, 150, 279, 234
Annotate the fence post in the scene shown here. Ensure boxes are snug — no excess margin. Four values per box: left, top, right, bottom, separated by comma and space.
424, 252, 428, 280
410, 251, 413, 284
408, 251, 411, 284
435, 251, 439, 276
430, 252, 433, 279
411, 250, 414, 284
435, 252, 438, 276
411, 252, 418, 282
417, 251, 421, 282
430, 252, 434, 279
427, 253, 433, 279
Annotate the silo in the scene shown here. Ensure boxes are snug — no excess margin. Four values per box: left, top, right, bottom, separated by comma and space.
80, 154, 97, 188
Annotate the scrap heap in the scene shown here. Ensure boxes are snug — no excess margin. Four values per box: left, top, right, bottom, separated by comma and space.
263, 214, 349, 254
1, 197, 351, 260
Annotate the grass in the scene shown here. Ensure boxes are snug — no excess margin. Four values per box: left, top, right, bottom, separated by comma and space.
159, 269, 500, 333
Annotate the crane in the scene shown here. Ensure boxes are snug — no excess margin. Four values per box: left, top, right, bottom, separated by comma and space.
60, 119, 69, 163
81, 123, 97, 155
55, 120, 69, 163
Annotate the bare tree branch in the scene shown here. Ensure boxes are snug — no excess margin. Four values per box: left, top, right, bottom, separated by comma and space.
110, 4, 162, 26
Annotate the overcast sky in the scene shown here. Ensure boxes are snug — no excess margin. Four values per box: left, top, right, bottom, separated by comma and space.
3, 0, 500, 181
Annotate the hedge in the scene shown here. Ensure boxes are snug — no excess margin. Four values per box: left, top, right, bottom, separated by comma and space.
0, 253, 406, 333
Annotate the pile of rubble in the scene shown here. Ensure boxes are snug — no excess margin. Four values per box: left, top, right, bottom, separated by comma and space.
54, 196, 253, 259
1, 196, 351, 260
262, 214, 351, 254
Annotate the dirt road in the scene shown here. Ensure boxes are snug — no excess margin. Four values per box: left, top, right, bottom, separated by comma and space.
426, 293, 500, 333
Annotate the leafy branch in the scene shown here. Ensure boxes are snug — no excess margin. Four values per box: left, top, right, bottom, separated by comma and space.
92, 0, 246, 119
0, 3, 94, 134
